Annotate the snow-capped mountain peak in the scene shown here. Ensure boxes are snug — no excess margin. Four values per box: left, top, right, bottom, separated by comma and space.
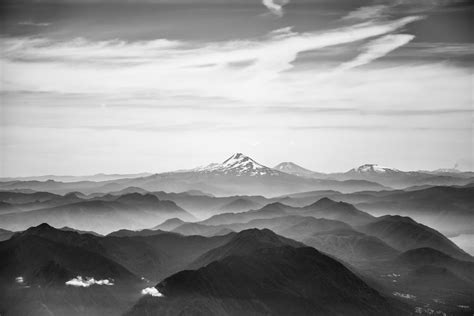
353, 164, 400, 174
274, 162, 298, 171
273, 162, 318, 177
222, 153, 260, 168
192, 153, 280, 176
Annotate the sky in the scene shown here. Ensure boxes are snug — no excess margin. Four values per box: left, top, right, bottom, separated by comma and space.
0, 0, 473, 176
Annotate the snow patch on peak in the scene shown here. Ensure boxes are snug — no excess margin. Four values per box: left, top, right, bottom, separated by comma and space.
355, 164, 399, 174
192, 153, 280, 176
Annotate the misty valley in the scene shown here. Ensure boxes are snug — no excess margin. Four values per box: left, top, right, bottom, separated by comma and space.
0, 153, 473, 316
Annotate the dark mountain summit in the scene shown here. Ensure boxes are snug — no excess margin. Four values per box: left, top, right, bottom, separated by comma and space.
189, 228, 303, 269
128, 245, 404, 316
0, 223, 137, 285
302, 197, 374, 225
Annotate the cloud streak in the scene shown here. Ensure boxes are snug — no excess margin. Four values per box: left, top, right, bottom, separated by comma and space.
342, 5, 389, 20
18, 21, 51, 27
336, 34, 415, 71
1, 16, 422, 103
262, 0, 289, 17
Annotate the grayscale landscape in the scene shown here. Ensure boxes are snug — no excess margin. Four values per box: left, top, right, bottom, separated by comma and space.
0, 0, 472, 315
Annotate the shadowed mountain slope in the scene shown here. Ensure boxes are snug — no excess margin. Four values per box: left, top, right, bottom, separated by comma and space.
189, 228, 304, 269
127, 246, 405, 316
358, 215, 471, 261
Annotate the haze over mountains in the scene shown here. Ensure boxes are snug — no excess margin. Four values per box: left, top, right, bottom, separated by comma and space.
0, 173, 153, 183
275, 161, 474, 189
0, 193, 195, 234
2, 153, 472, 196
1, 153, 472, 231
1, 153, 473, 315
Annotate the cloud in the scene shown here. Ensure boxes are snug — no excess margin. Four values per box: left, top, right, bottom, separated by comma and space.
262, 0, 289, 17
141, 287, 163, 297
397, 43, 474, 57
18, 21, 51, 27
289, 125, 470, 131
1, 16, 422, 103
342, 5, 389, 20
2, 8, 470, 177
343, 0, 457, 21
262, 106, 473, 116
65, 276, 114, 287
336, 34, 415, 72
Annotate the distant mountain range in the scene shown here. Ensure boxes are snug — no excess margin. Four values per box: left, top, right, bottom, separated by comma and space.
1, 184, 473, 236
275, 161, 473, 189
116, 154, 388, 196
277, 185, 474, 235
0, 193, 195, 234
151, 197, 470, 263
0, 172, 153, 183
1, 154, 472, 197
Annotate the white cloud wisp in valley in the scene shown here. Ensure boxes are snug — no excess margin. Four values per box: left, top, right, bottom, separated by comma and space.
65, 276, 114, 287
141, 287, 163, 297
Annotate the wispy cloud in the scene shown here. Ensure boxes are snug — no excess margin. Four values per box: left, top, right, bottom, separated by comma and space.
262, 0, 289, 17
342, 5, 389, 20
394, 43, 474, 58
1, 16, 422, 102
336, 34, 415, 71
262, 106, 474, 116
18, 21, 51, 27
343, 0, 458, 22
290, 125, 471, 131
